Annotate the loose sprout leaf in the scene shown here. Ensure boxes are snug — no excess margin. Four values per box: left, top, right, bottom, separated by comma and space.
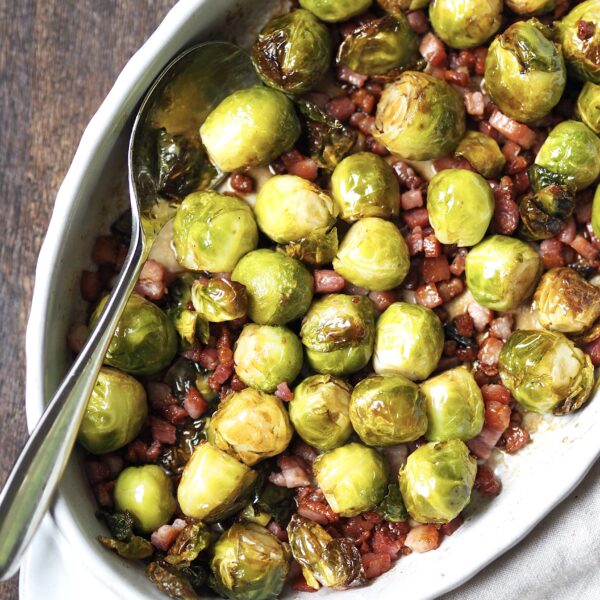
377, 484, 409, 522
253, 480, 295, 526
280, 228, 339, 267
528, 164, 570, 191
165, 522, 211, 566
97, 509, 135, 541
159, 419, 206, 476
147, 561, 201, 600
98, 534, 154, 560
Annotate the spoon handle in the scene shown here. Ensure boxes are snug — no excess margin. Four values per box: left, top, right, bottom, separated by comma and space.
0, 222, 146, 581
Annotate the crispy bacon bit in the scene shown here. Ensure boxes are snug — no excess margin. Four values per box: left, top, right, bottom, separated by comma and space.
86, 461, 111, 485
468, 427, 503, 460
416, 283, 444, 308
474, 47, 487, 74
326, 96, 356, 122
514, 171, 530, 194
441, 516, 463, 537
230, 172, 255, 194
209, 363, 234, 390
569, 235, 598, 262
67, 323, 88, 354
401, 189, 424, 211
407, 9, 429, 34
464, 91, 485, 116
485, 399, 512, 432
478, 337, 504, 373
126, 439, 149, 464
369, 290, 397, 312
351, 88, 376, 114
438, 277, 464, 302
422, 256, 451, 284
94, 481, 115, 508
502, 425, 531, 454
150, 417, 177, 445
151, 524, 182, 552
198, 347, 219, 370
489, 315, 513, 341
473, 464, 501, 496
365, 136, 389, 156
481, 384, 511, 405
135, 260, 168, 301
362, 552, 393, 579
586, 336, 600, 366
292, 574, 318, 593
337, 65, 368, 88
577, 19, 595, 40
146, 440, 162, 462
449, 249, 467, 276
349, 112, 376, 137
433, 156, 474, 172
575, 202, 593, 225
371, 526, 404, 558
419, 33, 447, 67
230, 374, 247, 391
298, 499, 336, 525
558, 217, 576, 244
405, 525, 440, 553
468, 302, 494, 332
489, 111, 536, 149
183, 387, 209, 419
92, 235, 119, 265
314, 270, 346, 294
539, 238, 566, 269
494, 196, 520, 235
444, 68, 470, 87
275, 382, 294, 402
392, 161, 423, 189
292, 439, 318, 464
163, 404, 188, 425
269, 455, 311, 488
406, 228, 424, 256
281, 150, 319, 181
423, 234, 441, 258
147, 382, 177, 411
454, 313, 475, 338
101, 453, 124, 479
403, 207, 430, 229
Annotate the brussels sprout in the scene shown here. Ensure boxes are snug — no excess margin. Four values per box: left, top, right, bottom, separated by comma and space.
350, 374, 427, 446
287, 515, 363, 589
280, 228, 339, 267
337, 15, 419, 76
333, 218, 410, 291
299, 0, 373, 23
254, 175, 338, 244
373, 302, 444, 381
172, 191, 258, 272
455, 130, 506, 180
499, 329, 594, 415
78, 367, 147, 455
430, 0, 502, 49
374, 71, 466, 160
114, 465, 177, 533
376, 484, 409, 522
165, 522, 211, 566
232, 250, 314, 325
518, 183, 575, 241
377, 0, 431, 12
99, 535, 154, 561
331, 152, 400, 222
427, 169, 494, 247
147, 561, 205, 600
593, 184, 600, 237
399, 440, 476, 523
252, 10, 331, 94
210, 523, 290, 600
465, 235, 542, 311
576, 82, 600, 134
485, 19, 566, 123
289, 375, 353, 451
556, 0, 600, 83
528, 164, 572, 192
421, 367, 484, 442
300, 294, 376, 376
314, 443, 388, 517
191, 277, 247, 323
178, 442, 257, 521
166, 273, 209, 349
90, 293, 177, 376
200, 87, 301, 172
505, 0, 556, 15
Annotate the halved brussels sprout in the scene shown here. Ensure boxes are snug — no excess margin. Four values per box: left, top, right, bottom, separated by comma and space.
337, 14, 419, 76
280, 228, 339, 267
577, 82, 600, 134
90, 293, 177, 376
377, 0, 431, 12
166, 273, 209, 350
593, 184, 600, 237
535, 120, 600, 191
299, 0, 373, 22
300, 294, 376, 376
556, 0, 600, 83
505, 0, 555, 15
252, 9, 331, 94
114, 465, 177, 534
374, 71, 466, 160
331, 152, 400, 222
313, 443, 388, 517
231, 249, 314, 325
485, 19, 566, 123
178, 442, 257, 522
254, 175, 338, 244
399, 440, 476, 523
191, 277, 247, 323
333, 217, 410, 291
78, 367, 147, 455
499, 329, 594, 415
207, 388, 292, 466
210, 523, 290, 600
465, 235, 542, 311
427, 169, 494, 247
350, 374, 427, 446
289, 375, 353, 452
455, 131, 506, 180
200, 86, 301, 172
373, 302, 444, 381
430, 0, 502, 49
421, 367, 484, 442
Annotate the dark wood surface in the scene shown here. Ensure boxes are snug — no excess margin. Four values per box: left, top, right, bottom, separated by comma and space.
0, 2, 175, 597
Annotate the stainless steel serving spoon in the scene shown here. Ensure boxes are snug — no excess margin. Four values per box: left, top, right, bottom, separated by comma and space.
0, 41, 260, 580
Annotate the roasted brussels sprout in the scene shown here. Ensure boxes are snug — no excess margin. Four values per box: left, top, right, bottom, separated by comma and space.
313, 443, 388, 517
427, 169, 494, 247
289, 375, 353, 452
114, 465, 177, 534
337, 15, 419, 76
233, 324, 303, 393
254, 175, 338, 244
210, 523, 290, 600
200, 87, 300, 172
147, 561, 205, 599
421, 367, 485, 442
399, 440, 476, 523
576, 82, 600, 134
535, 120, 600, 190
166, 273, 209, 349
299, 0, 373, 23
350, 374, 427, 446
90, 293, 177, 376
533, 268, 600, 334
377, 0, 431, 12
191, 277, 247, 323
556, 0, 600, 83
455, 131, 506, 180
287, 515, 363, 589
300, 294, 376, 376
207, 389, 292, 465
331, 152, 400, 222
430, 0, 502, 49
593, 184, 600, 237
499, 329, 595, 415
232, 250, 314, 325
485, 19, 566, 123
374, 71, 466, 160
505, 0, 555, 15
465, 235, 542, 311
280, 228, 339, 267
252, 9, 331, 94
373, 302, 444, 381
78, 367, 147, 455
333, 218, 410, 291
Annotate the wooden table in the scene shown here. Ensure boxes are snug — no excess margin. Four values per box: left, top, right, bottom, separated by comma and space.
0, 2, 175, 597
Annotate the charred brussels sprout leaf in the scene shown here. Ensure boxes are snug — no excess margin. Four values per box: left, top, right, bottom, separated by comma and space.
299, 0, 373, 23
455, 131, 506, 180
147, 561, 201, 600
576, 82, 600, 134
252, 479, 295, 527
158, 418, 206, 476
377, 484, 409, 522
97, 509, 135, 541
98, 535, 154, 560
165, 523, 211, 566
518, 183, 575, 241
527, 164, 571, 192
191, 277, 247, 323
505, 0, 556, 15
280, 227, 339, 267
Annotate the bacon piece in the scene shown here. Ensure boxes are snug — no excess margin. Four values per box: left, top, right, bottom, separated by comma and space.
281, 150, 319, 181
147, 382, 177, 411
150, 417, 176, 445
292, 439, 318, 464
489, 315, 513, 341
275, 382, 294, 402
351, 89, 376, 114
539, 238, 566, 269
403, 208, 430, 229
481, 384, 511, 405
80, 270, 102, 302
297, 499, 336, 525
468, 302, 493, 332
163, 404, 188, 425
494, 196, 520, 235
369, 290, 397, 312
502, 425, 531, 454
326, 96, 356, 122
151, 524, 181, 552
405, 525, 440, 553
135, 259, 168, 301
86, 461, 110, 485
94, 481, 115, 508
184, 387, 209, 419
416, 283, 444, 308
422, 256, 451, 284
441, 516, 463, 537
419, 33, 447, 67
449, 249, 467, 276
198, 347, 219, 370
557, 217, 576, 244
401, 189, 423, 211
464, 91, 485, 116
269, 456, 311, 488
406, 228, 424, 256
362, 553, 393, 579
337, 65, 368, 88
473, 463, 501, 496
423, 234, 441, 258
407, 9, 428, 34
314, 270, 346, 294
371, 526, 404, 558
569, 235, 598, 262
586, 336, 600, 366
489, 111, 536, 149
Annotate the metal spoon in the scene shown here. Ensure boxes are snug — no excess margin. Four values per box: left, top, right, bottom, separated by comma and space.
0, 41, 259, 580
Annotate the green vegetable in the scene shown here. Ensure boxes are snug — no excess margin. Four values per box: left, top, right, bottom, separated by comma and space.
455, 130, 506, 180
576, 82, 600, 134
280, 228, 339, 267
166, 273, 209, 350
298, 0, 373, 22
147, 561, 203, 600
98, 535, 154, 560
191, 277, 247, 323
505, 0, 556, 15
165, 522, 211, 566
377, 484, 409, 522
377, 0, 431, 13
518, 183, 575, 241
